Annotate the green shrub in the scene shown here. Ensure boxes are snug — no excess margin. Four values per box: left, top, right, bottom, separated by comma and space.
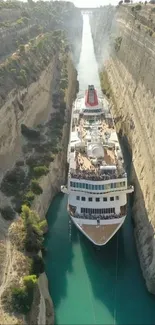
24, 191, 35, 201
16, 160, 25, 167
33, 166, 49, 177
31, 256, 45, 277
60, 78, 68, 89
31, 180, 43, 195
11, 286, 31, 314
1, 167, 26, 196
21, 205, 31, 220
16, 76, 27, 87
23, 275, 37, 289
21, 205, 44, 253
11, 275, 36, 314
114, 36, 122, 52
25, 230, 43, 253
0, 206, 16, 220
149, 29, 153, 36
39, 219, 48, 233
21, 124, 40, 139
23, 191, 35, 207
19, 44, 25, 53
99, 70, 112, 98
135, 4, 142, 10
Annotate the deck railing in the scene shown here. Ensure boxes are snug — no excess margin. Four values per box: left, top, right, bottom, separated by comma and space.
73, 213, 123, 220
68, 205, 125, 220
69, 168, 127, 181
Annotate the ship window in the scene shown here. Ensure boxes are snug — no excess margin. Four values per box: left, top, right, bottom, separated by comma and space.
86, 184, 88, 189
110, 197, 114, 201
99, 185, 102, 190
116, 196, 119, 200
81, 197, 85, 201
70, 181, 73, 187
92, 185, 95, 190
111, 183, 114, 189
103, 197, 107, 202
102, 185, 104, 190
114, 183, 116, 188
96, 198, 100, 202
76, 196, 80, 200
88, 197, 93, 202
95, 185, 98, 190
88, 184, 92, 190
105, 184, 111, 190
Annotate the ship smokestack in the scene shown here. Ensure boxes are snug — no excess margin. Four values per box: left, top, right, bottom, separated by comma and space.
85, 85, 98, 107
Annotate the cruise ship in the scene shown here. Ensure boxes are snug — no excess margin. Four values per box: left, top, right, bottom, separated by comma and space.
61, 85, 134, 246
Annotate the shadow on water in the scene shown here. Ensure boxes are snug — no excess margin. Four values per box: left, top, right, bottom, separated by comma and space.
44, 194, 74, 305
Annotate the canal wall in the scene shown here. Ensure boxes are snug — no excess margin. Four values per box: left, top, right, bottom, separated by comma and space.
29, 56, 78, 325
90, 4, 155, 294
31, 56, 78, 219
0, 2, 83, 324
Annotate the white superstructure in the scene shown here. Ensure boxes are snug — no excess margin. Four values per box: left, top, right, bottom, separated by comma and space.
61, 85, 134, 246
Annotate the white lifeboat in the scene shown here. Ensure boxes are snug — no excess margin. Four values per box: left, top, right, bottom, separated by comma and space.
61, 185, 69, 194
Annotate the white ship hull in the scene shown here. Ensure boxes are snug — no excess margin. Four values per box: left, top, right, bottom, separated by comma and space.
62, 85, 134, 246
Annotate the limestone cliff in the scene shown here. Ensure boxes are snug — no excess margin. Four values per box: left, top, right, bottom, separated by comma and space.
29, 57, 77, 325
0, 1, 82, 323
90, 3, 155, 294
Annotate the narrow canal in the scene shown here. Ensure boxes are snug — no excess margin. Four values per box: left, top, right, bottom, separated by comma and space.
44, 15, 155, 325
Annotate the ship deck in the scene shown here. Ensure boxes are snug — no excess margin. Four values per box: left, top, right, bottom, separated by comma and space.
74, 117, 116, 170
76, 149, 116, 172
80, 223, 120, 245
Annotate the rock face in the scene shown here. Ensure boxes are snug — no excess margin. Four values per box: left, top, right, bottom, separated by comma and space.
31, 54, 77, 215
90, 4, 155, 294
30, 58, 78, 325
0, 1, 83, 324
0, 58, 57, 173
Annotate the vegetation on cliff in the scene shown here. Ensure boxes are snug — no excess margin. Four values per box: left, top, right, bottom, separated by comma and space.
0, 1, 82, 323
2, 205, 46, 315
0, 0, 82, 58
0, 41, 69, 214
0, 30, 70, 101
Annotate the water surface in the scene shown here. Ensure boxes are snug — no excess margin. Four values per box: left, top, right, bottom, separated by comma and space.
45, 194, 155, 324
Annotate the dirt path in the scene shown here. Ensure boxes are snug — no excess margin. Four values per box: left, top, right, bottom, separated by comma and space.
0, 237, 13, 307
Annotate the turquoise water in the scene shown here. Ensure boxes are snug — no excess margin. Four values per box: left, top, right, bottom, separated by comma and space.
44, 194, 155, 325
44, 14, 155, 325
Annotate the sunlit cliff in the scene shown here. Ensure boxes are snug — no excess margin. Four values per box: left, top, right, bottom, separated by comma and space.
90, 2, 155, 294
